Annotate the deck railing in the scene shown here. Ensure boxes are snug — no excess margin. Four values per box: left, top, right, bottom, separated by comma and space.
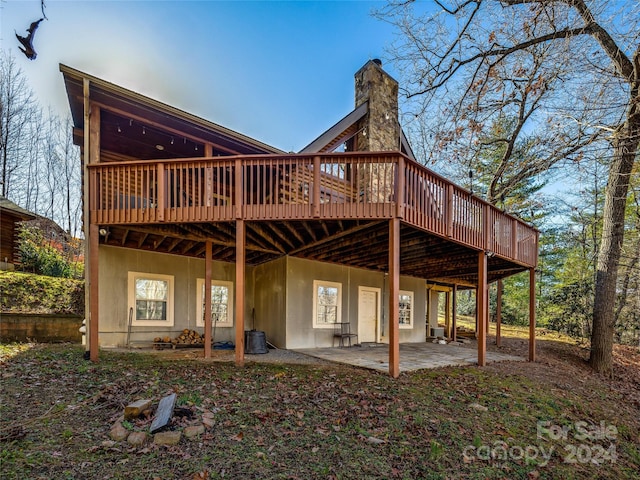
88, 152, 538, 267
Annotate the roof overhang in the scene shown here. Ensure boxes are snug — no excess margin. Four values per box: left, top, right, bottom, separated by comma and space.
0, 196, 36, 220
60, 64, 285, 156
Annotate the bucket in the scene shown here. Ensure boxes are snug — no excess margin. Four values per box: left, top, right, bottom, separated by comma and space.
245, 330, 268, 354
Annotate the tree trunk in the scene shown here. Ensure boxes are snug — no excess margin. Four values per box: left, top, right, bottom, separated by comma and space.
590, 124, 639, 372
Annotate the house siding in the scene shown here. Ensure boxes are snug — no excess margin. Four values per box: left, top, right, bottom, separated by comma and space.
97, 246, 251, 347
95, 246, 428, 349
284, 257, 426, 349
253, 257, 287, 348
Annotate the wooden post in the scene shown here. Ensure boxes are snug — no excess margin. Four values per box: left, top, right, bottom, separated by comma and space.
483, 203, 489, 250
313, 156, 321, 217
204, 241, 212, 359
486, 284, 490, 335
445, 290, 451, 340
89, 223, 99, 362
511, 219, 518, 260
452, 284, 457, 342
82, 78, 91, 358
474, 291, 478, 339
235, 219, 246, 366
235, 159, 243, 219
477, 251, 487, 367
83, 78, 101, 362
157, 162, 165, 221
389, 217, 400, 378
396, 156, 405, 219
529, 268, 536, 362
496, 279, 502, 347
446, 184, 454, 237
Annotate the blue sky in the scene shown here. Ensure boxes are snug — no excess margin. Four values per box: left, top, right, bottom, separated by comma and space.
1, 0, 402, 152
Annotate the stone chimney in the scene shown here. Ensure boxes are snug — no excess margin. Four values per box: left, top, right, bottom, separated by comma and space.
354, 59, 400, 152
352, 59, 400, 203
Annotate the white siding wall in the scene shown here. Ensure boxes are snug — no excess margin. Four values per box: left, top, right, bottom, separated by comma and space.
97, 246, 249, 347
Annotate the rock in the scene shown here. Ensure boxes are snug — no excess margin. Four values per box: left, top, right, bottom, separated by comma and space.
110, 422, 129, 441
469, 403, 488, 412
184, 425, 205, 439
127, 431, 147, 446
366, 436, 386, 444
154, 430, 181, 445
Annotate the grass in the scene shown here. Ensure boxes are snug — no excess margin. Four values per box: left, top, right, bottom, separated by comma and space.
0, 271, 83, 315
0, 339, 638, 479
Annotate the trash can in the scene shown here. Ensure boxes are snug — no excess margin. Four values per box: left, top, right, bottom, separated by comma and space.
245, 330, 268, 354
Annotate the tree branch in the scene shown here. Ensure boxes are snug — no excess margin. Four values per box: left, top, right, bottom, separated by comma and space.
502, 0, 635, 80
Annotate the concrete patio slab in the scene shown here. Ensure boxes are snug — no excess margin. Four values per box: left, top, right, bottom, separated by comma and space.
295, 342, 524, 373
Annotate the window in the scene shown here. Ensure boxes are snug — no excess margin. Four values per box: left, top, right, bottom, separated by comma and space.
128, 272, 174, 326
398, 290, 414, 328
196, 279, 233, 328
313, 280, 342, 328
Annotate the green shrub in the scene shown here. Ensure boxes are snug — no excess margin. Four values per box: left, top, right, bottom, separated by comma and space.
17, 225, 82, 279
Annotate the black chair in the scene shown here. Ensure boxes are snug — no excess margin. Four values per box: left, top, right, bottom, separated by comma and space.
333, 322, 358, 347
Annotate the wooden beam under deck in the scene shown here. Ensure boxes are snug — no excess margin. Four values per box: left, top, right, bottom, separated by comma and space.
496, 279, 503, 347
89, 223, 99, 362
235, 220, 246, 366
204, 241, 212, 359
477, 251, 488, 367
529, 268, 536, 362
389, 218, 400, 378
452, 284, 458, 342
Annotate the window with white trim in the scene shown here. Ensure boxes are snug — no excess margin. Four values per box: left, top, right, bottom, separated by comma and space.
313, 280, 342, 328
399, 290, 414, 328
196, 279, 233, 328
128, 272, 174, 326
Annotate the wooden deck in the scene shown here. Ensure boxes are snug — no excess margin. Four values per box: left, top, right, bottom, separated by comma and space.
88, 152, 537, 269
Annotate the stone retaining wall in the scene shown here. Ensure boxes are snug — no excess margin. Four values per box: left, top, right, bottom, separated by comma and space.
0, 314, 82, 343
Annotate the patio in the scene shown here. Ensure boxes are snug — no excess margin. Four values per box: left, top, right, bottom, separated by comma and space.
129, 340, 523, 374
295, 341, 524, 373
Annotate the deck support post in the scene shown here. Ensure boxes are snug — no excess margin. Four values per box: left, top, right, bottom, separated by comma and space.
477, 251, 487, 367
486, 283, 490, 335
88, 223, 99, 362
496, 279, 503, 347
452, 284, 457, 342
204, 241, 212, 359
389, 217, 400, 378
83, 78, 101, 362
235, 219, 246, 367
474, 293, 478, 338
445, 290, 451, 340
529, 268, 536, 362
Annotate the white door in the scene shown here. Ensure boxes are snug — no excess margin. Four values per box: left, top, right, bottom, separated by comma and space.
358, 287, 380, 343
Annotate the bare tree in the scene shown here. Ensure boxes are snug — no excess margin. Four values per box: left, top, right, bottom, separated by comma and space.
51, 115, 81, 237
0, 52, 39, 200
1, 51, 82, 238
614, 177, 640, 344
378, 0, 639, 373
